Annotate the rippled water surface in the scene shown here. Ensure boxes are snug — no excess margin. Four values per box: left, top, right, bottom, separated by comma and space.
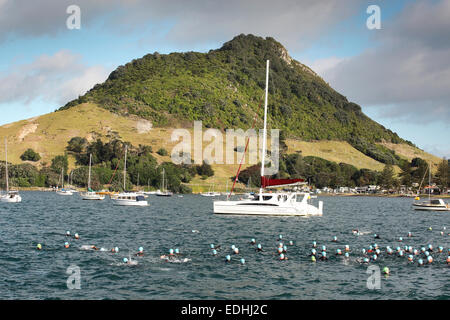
0, 192, 448, 300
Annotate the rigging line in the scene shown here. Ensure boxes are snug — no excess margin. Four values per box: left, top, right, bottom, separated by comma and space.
228, 97, 264, 199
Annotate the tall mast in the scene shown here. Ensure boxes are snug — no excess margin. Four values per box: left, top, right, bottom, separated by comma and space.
5, 139, 9, 193
123, 145, 127, 191
428, 162, 431, 201
260, 60, 270, 198
88, 153, 92, 190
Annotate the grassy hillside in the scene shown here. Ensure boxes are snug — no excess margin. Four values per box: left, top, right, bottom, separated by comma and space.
0, 103, 441, 191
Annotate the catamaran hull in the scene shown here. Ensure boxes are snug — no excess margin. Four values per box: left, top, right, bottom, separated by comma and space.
213, 201, 323, 216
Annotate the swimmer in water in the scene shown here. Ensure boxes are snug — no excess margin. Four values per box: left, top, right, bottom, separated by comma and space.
352, 229, 359, 235
418, 259, 424, 266
320, 252, 328, 261
36, 243, 42, 250
336, 249, 342, 256
427, 244, 433, 252
250, 238, 256, 245
91, 245, 98, 251
312, 241, 317, 248
66, 231, 71, 237
311, 249, 317, 256
279, 253, 287, 261
64, 242, 70, 248
74, 233, 80, 240
225, 255, 231, 263
332, 236, 338, 243
256, 244, 263, 252
233, 247, 239, 255
374, 234, 380, 239
288, 241, 294, 246
446, 256, 450, 265
407, 232, 412, 237
345, 245, 350, 252
311, 256, 316, 262
212, 249, 217, 256
135, 247, 144, 256
111, 247, 119, 253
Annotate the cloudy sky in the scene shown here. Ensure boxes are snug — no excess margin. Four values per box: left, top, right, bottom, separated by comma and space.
0, 0, 448, 157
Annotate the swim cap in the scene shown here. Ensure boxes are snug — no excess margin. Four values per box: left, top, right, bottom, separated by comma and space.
210, 244, 214, 249
251, 238, 255, 243
373, 255, 377, 260
36, 244, 42, 250
311, 256, 316, 262
139, 247, 144, 252
66, 231, 70, 235
345, 245, 349, 251
425, 251, 430, 257
240, 258, 245, 264
336, 249, 342, 255
399, 251, 404, 257
231, 245, 235, 250
333, 236, 337, 241
280, 254, 285, 260
362, 249, 366, 254
408, 255, 413, 261
322, 245, 326, 251
322, 252, 327, 257
418, 259, 423, 265
427, 256, 433, 263
175, 248, 180, 254
447, 256, 450, 263
169, 249, 174, 255
64, 242, 69, 248
382, 267, 389, 274
438, 246, 443, 252
312, 241, 317, 247
364, 258, 369, 263
257, 244, 262, 249
279, 234, 283, 239
234, 248, 239, 254
123, 258, 128, 263
115, 247, 119, 253
399, 237, 403, 241
212, 249, 217, 255
289, 241, 293, 246
278, 247, 283, 253
283, 245, 287, 252
344, 252, 349, 258
225, 255, 231, 261
278, 242, 283, 248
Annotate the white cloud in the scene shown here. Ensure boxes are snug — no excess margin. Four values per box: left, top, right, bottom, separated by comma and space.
0, 50, 109, 106
0, 0, 360, 51
314, 0, 450, 124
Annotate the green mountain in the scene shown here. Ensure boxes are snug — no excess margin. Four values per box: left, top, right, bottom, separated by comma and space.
60, 34, 410, 165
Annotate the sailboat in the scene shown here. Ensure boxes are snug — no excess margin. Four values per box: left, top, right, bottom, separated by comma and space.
112, 145, 148, 206
0, 139, 22, 203
201, 181, 220, 197
56, 167, 73, 196
213, 60, 323, 216
81, 154, 105, 200
156, 168, 173, 197
413, 162, 449, 211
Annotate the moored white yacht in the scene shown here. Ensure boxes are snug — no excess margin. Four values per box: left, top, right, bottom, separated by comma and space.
413, 163, 449, 211
155, 168, 173, 197
213, 60, 323, 217
1, 139, 22, 203
56, 167, 73, 196
112, 145, 148, 206
81, 154, 105, 200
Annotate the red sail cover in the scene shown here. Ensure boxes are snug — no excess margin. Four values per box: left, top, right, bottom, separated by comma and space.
261, 176, 305, 188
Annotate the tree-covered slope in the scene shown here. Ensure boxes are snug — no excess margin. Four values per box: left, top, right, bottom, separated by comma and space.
60, 34, 411, 164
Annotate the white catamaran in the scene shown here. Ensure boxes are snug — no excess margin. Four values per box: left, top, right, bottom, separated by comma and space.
213, 60, 323, 216
112, 145, 149, 206
81, 154, 105, 200
1, 139, 22, 203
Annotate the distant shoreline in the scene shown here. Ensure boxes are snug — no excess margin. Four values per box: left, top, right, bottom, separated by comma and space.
8, 187, 450, 199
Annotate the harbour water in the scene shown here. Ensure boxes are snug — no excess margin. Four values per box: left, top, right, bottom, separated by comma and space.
0, 192, 448, 300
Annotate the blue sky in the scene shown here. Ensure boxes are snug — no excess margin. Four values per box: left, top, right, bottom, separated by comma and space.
0, 0, 448, 158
